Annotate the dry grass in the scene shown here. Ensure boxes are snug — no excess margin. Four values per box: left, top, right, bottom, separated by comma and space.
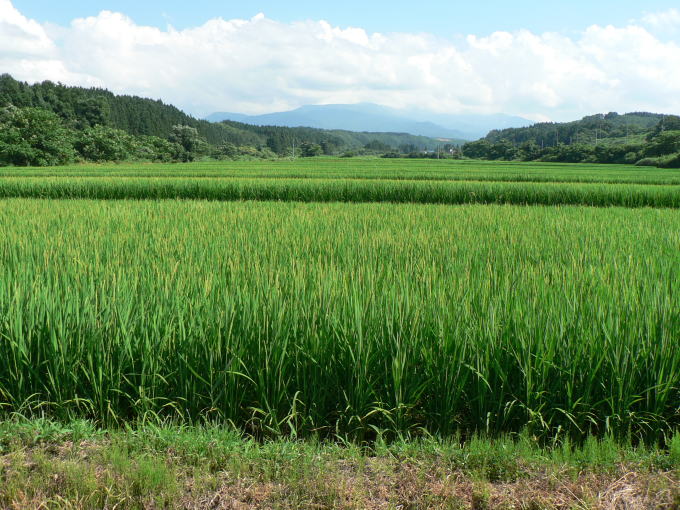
1, 438, 678, 509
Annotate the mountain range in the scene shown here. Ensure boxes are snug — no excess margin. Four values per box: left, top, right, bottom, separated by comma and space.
206, 103, 532, 140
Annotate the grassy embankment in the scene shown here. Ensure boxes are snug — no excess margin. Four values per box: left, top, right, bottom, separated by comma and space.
0, 419, 678, 509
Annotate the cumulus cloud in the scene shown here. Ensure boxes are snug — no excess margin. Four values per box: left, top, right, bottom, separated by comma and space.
0, 0, 100, 85
641, 8, 680, 30
1, 0, 680, 120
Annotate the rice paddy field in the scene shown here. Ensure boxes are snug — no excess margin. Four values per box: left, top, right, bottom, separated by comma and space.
0, 158, 679, 443
2, 158, 680, 185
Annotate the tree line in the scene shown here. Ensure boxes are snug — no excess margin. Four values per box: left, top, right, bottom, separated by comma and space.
0, 75, 444, 166
463, 112, 680, 167
3, 75, 679, 167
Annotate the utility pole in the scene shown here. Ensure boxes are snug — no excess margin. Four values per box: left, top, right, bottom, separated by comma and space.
291, 140, 296, 160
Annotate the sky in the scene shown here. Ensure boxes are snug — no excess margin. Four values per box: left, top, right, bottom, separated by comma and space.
3, 0, 680, 121
11, 0, 680, 39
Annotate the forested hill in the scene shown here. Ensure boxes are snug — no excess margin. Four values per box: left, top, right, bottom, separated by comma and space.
461, 112, 680, 167
485, 112, 665, 146
0, 75, 447, 154
3, 74, 678, 168
221, 120, 450, 155
0, 74, 247, 145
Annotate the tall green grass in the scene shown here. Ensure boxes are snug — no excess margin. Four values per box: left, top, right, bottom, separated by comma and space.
2, 158, 680, 185
0, 199, 678, 441
0, 176, 679, 207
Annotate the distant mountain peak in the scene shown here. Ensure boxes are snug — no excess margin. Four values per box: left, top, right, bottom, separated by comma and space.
206, 103, 532, 140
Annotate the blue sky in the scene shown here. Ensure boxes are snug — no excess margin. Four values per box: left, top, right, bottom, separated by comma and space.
3, 0, 680, 120
12, 0, 680, 37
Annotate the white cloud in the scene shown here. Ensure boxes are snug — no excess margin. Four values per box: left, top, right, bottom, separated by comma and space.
641, 8, 680, 29
2, 0, 680, 120
637, 9, 680, 44
0, 0, 53, 56
0, 0, 99, 85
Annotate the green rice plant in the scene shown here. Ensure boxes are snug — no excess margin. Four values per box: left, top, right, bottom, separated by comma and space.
0, 176, 678, 207
2, 158, 680, 185
0, 199, 677, 441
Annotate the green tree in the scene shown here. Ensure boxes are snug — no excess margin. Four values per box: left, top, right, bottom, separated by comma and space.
541, 143, 592, 163
213, 142, 238, 159
74, 126, 136, 162
364, 140, 392, 152
135, 136, 180, 162
517, 141, 542, 161
320, 139, 336, 155
399, 143, 418, 154
169, 125, 210, 162
657, 152, 680, 168
74, 96, 110, 128
642, 130, 680, 157
300, 141, 322, 157
0, 106, 74, 166
487, 140, 517, 160
461, 140, 493, 159
648, 115, 680, 138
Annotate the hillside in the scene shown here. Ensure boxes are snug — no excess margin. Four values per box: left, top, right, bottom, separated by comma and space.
484, 112, 664, 146
0, 74, 258, 146
0, 75, 450, 160
222, 120, 455, 154
207, 103, 530, 140
461, 112, 680, 166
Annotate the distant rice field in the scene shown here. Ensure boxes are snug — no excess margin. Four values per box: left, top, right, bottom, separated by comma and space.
2, 158, 680, 185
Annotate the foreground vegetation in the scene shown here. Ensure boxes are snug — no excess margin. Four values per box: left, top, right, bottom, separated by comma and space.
1, 160, 678, 506
0, 419, 678, 509
1, 199, 678, 441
